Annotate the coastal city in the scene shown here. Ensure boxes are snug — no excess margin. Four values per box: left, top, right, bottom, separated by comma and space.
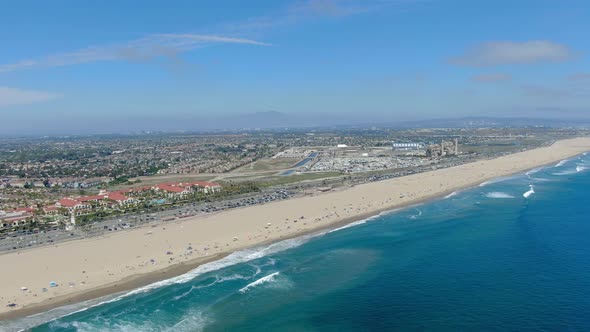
4, 1, 590, 330
1, 126, 586, 251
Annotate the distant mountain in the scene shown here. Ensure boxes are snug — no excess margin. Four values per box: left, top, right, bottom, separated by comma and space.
392, 117, 590, 128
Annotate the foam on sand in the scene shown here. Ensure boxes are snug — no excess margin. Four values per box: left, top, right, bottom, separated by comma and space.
328, 220, 367, 233
555, 159, 569, 167
523, 185, 535, 198
329, 207, 402, 234
444, 191, 458, 199
486, 192, 515, 199
526, 168, 544, 177
479, 180, 494, 187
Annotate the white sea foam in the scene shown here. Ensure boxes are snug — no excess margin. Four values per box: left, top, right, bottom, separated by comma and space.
249, 258, 276, 276
239, 272, 280, 293
328, 207, 401, 234
576, 165, 587, 173
328, 219, 368, 233
526, 168, 543, 176
444, 191, 458, 199
166, 309, 209, 332
409, 209, 423, 220
553, 168, 579, 176
523, 185, 535, 198
485, 192, 515, 199
173, 273, 250, 301
555, 159, 569, 167
2, 235, 321, 331
529, 177, 552, 182
479, 174, 521, 187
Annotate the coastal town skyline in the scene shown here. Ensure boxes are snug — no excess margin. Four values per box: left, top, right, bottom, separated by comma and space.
2, 0, 590, 135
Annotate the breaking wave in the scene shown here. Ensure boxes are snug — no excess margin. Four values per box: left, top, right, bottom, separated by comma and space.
479, 180, 493, 187
329, 207, 402, 234
444, 191, 458, 199
44, 308, 211, 332
239, 272, 281, 293
486, 192, 515, 199
555, 159, 569, 167
1, 234, 320, 331
523, 185, 535, 198
554, 165, 587, 176
329, 220, 367, 233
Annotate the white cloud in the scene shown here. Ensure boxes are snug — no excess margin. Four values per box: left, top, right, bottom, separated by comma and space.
450, 41, 574, 67
222, 0, 428, 33
0, 87, 61, 107
0, 34, 270, 73
471, 73, 512, 83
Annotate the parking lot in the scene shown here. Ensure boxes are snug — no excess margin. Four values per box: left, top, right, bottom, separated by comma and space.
0, 189, 294, 252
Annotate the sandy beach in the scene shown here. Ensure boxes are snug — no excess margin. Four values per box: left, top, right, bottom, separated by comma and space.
2, 137, 590, 321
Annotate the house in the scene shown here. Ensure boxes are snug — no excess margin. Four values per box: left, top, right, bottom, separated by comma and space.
43, 205, 59, 215
152, 181, 221, 198
0, 210, 34, 229
189, 181, 222, 194
107, 192, 134, 205
56, 198, 91, 216
119, 186, 153, 197
14, 206, 36, 214
78, 195, 108, 206
154, 183, 191, 198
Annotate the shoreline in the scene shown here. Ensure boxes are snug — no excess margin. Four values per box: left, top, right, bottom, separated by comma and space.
2, 137, 590, 323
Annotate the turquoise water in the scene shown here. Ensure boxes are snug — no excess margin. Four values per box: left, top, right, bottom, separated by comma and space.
5, 153, 590, 331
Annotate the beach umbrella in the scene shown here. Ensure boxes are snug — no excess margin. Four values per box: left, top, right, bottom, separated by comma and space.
20, 286, 27, 291
49, 281, 57, 287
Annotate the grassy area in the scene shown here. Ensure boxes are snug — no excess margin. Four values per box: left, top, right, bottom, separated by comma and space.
459, 138, 547, 156
257, 172, 343, 187
108, 174, 216, 191
235, 158, 300, 173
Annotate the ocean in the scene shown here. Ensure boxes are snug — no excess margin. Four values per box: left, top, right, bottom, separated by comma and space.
4, 153, 590, 331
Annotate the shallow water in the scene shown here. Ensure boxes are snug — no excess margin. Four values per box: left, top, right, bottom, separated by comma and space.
5, 154, 590, 331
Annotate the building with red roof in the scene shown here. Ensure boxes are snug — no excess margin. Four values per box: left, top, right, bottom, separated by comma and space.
56, 198, 91, 216
0, 210, 34, 229
14, 206, 35, 214
189, 181, 222, 194
43, 205, 59, 215
78, 195, 107, 203
154, 183, 189, 198
107, 192, 134, 205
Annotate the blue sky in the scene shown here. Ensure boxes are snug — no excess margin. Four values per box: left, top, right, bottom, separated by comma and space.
1, 0, 589, 134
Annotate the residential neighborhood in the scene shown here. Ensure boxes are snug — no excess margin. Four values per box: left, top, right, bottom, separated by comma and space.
0, 181, 221, 230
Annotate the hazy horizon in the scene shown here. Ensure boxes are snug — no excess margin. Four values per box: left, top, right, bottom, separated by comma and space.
2, 0, 590, 135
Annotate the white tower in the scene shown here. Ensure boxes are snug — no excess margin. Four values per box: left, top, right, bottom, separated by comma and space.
65, 214, 76, 231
